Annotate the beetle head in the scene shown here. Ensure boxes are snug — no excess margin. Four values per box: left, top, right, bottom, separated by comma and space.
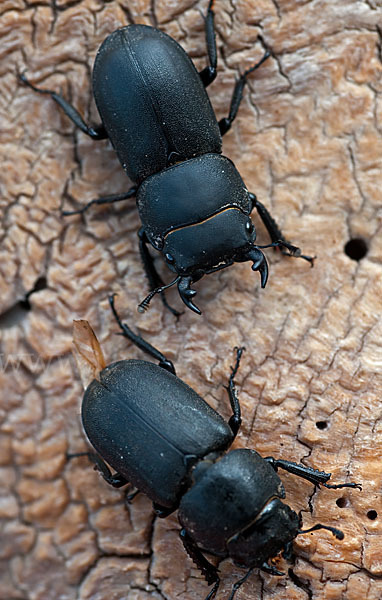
138, 210, 270, 314
227, 498, 300, 569
160, 210, 269, 311
228, 499, 345, 570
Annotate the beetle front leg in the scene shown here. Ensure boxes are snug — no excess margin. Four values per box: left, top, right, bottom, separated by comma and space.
265, 456, 362, 490
109, 294, 176, 374
227, 568, 254, 600
19, 73, 108, 140
225, 347, 245, 438
138, 228, 182, 316
260, 561, 284, 576
179, 529, 220, 600
199, 0, 217, 87
249, 193, 314, 265
67, 451, 129, 488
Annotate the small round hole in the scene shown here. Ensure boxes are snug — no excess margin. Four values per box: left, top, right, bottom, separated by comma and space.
316, 421, 328, 430
367, 510, 377, 520
344, 238, 368, 261
336, 497, 348, 508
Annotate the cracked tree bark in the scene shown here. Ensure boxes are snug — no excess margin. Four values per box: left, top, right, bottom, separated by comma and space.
0, 0, 381, 599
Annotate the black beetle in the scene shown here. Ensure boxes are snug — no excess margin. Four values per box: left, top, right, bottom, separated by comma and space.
71, 295, 361, 600
20, 1, 313, 315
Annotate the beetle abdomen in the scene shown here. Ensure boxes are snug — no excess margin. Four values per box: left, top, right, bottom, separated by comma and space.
93, 25, 221, 183
82, 360, 233, 508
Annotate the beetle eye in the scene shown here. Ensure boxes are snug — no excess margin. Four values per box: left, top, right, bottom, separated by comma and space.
165, 253, 175, 264
246, 221, 254, 235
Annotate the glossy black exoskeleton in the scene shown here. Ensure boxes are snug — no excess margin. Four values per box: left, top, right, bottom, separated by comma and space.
20, 2, 313, 315
72, 296, 361, 600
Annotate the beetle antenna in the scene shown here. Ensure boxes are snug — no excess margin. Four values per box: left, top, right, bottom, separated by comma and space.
298, 523, 344, 540
138, 276, 181, 313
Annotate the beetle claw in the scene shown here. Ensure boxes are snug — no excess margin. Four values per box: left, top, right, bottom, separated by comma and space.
178, 277, 201, 314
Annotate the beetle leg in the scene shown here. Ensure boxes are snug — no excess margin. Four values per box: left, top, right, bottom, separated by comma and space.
226, 347, 245, 438
19, 72, 108, 140
249, 193, 314, 265
179, 529, 220, 596
178, 276, 201, 315
227, 568, 254, 600
125, 488, 140, 505
219, 50, 270, 136
153, 503, 176, 518
264, 457, 362, 490
68, 451, 129, 488
298, 523, 344, 540
138, 228, 183, 316
199, 0, 217, 87
109, 294, 176, 374
282, 540, 293, 561
62, 186, 137, 216
260, 562, 284, 576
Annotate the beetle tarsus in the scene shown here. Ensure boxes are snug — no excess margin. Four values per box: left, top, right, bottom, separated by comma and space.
260, 561, 284, 576
62, 187, 137, 216
264, 456, 362, 491
19, 72, 108, 140
250, 195, 314, 265
298, 523, 344, 540
322, 481, 362, 490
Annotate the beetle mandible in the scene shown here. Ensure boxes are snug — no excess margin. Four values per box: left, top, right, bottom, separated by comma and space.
70, 295, 361, 600
20, 1, 313, 315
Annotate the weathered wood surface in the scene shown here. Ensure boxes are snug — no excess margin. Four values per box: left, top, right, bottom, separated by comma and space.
0, 1, 381, 599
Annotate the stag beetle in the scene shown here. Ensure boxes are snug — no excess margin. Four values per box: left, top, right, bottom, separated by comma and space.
20, 1, 313, 315
71, 296, 361, 600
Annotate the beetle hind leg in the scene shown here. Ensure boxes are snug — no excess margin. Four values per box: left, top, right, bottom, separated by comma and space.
19, 72, 108, 140
67, 451, 129, 488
